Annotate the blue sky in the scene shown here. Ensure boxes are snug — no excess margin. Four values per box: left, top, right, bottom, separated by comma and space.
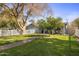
7, 3, 79, 22
48, 3, 79, 22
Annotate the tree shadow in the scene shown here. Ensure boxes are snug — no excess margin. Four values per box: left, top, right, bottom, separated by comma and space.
0, 37, 79, 56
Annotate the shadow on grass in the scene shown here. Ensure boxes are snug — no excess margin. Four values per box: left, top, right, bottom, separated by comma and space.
0, 37, 79, 56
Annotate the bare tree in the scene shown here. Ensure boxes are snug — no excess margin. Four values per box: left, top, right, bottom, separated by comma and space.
0, 3, 49, 34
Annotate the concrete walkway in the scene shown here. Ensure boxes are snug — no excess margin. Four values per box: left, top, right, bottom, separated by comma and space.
0, 37, 38, 51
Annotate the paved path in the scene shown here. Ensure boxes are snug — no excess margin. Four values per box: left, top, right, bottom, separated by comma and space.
0, 37, 39, 51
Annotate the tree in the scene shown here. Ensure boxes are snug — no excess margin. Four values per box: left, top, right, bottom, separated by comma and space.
0, 10, 18, 29
0, 3, 48, 34
67, 18, 79, 36
73, 18, 79, 29
37, 16, 64, 34
67, 23, 76, 35
47, 16, 64, 34
37, 19, 46, 33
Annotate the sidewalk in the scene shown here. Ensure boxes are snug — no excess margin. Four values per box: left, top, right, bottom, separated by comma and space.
0, 37, 38, 51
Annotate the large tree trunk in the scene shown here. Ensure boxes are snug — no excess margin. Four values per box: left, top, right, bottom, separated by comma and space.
21, 25, 27, 35
17, 25, 26, 35
15, 16, 27, 35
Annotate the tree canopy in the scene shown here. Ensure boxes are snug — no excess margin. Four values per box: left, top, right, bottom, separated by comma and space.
0, 3, 49, 34
37, 16, 64, 34
73, 18, 79, 29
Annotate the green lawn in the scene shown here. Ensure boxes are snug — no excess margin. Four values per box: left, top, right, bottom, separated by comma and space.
0, 34, 79, 56
0, 35, 30, 45
0, 34, 49, 45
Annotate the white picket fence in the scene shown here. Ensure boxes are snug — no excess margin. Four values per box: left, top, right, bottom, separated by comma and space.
0, 30, 20, 36
0, 29, 36, 36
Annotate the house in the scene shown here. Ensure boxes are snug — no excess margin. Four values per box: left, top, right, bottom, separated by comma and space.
0, 23, 39, 36
26, 23, 39, 34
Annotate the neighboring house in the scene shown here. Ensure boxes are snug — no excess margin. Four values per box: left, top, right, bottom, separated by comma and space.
26, 23, 39, 34
0, 23, 78, 36
0, 23, 39, 36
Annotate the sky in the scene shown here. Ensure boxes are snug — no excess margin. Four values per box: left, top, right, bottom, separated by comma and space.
48, 3, 79, 22
6, 3, 79, 23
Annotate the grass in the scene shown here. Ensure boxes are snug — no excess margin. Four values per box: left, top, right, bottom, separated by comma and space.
0, 34, 49, 45
0, 34, 79, 56
0, 35, 29, 45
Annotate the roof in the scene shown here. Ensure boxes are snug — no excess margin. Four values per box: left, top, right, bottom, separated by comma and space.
26, 23, 37, 29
